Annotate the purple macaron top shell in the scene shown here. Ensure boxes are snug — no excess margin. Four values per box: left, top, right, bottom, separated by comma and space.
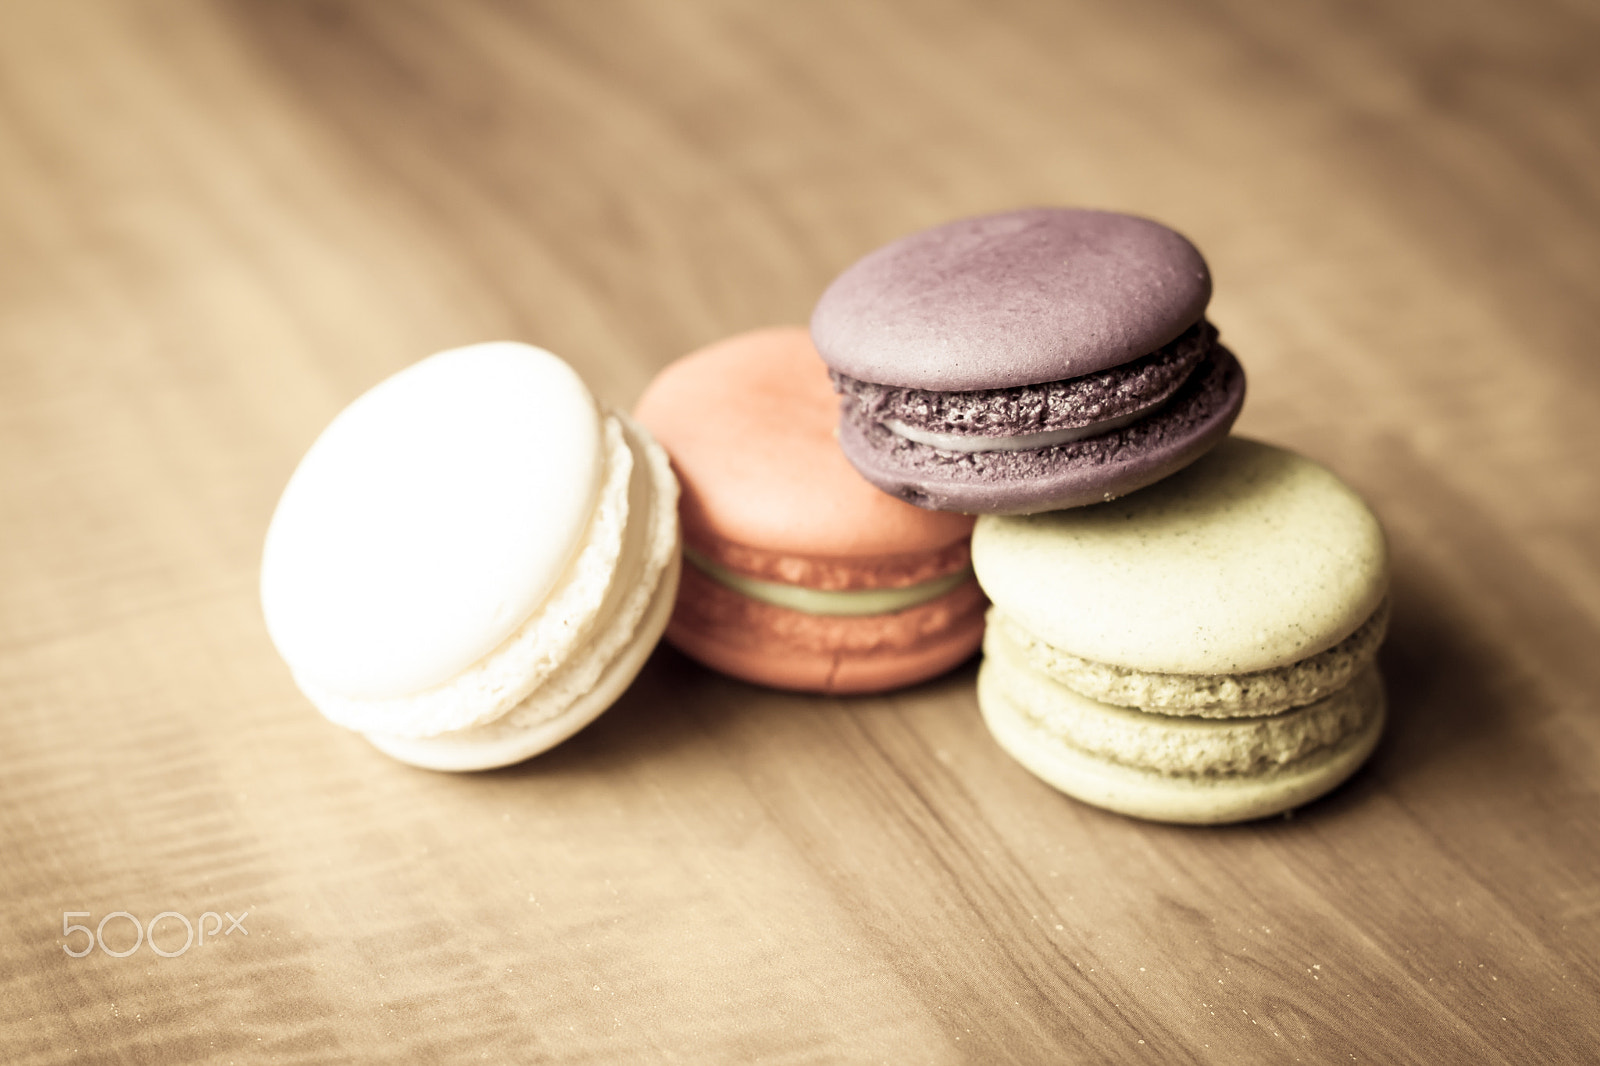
811, 207, 1212, 391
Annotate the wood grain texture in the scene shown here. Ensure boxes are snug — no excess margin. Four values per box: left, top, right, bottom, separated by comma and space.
2, 1, 1598, 1062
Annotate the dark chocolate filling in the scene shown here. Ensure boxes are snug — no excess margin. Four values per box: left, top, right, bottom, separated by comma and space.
831, 319, 1217, 438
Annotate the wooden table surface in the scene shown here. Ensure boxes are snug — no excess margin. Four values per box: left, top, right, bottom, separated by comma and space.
3, 2, 1598, 1062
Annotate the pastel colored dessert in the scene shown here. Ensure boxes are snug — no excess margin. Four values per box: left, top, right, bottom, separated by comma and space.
634, 327, 985, 693
260, 342, 680, 771
810, 207, 1247, 514
971, 437, 1389, 824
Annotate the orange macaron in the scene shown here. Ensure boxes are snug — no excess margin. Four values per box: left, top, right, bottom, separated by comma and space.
635, 327, 985, 694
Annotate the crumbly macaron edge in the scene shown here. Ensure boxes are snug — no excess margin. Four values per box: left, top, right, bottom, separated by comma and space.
994, 599, 1389, 718
829, 320, 1215, 438
367, 556, 682, 771
980, 664, 1386, 824
669, 562, 989, 657
983, 622, 1382, 775
837, 344, 1244, 514
457, 414, 680, 736
685, 534, 973, 592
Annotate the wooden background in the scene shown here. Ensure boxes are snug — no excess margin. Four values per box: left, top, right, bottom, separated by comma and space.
3, 1, 1597, 1062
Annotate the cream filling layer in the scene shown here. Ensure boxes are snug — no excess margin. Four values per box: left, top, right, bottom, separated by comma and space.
685, 547, 972, 617
883, 403, 1159, 453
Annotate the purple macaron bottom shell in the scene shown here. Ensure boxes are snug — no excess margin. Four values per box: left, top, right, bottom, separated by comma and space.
838, 346, 1246, 515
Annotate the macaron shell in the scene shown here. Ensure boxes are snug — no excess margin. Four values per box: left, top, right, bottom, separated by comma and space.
261, 342, 603, 700
973, 436, 1388, 674
666, 564, 986, 694
302, 413, 642, 739
979, 658, 1386, 824
634, 326, 975, 564
840, 343, 1244, 514
811, 207, 1212, 391
365, 554, 681, 772
362, 414, 682, 770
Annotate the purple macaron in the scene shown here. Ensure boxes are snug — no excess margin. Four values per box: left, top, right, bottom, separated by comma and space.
810, 207, 1246, 514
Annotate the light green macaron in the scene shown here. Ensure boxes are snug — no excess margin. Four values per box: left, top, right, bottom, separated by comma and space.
972, 436, 1389, 824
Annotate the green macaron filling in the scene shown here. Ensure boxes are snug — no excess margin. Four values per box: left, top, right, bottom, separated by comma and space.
684, 546, 971, 617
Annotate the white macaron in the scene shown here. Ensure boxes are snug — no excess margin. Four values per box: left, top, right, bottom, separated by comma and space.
261, 342, 680, 770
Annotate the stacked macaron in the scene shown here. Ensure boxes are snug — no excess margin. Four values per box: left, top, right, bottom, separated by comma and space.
811, 208, 1245, 515
810, 207, 1389, 822
261, 342, 680, 771
973, 438, 1389, 823
635, 327, 985, 694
